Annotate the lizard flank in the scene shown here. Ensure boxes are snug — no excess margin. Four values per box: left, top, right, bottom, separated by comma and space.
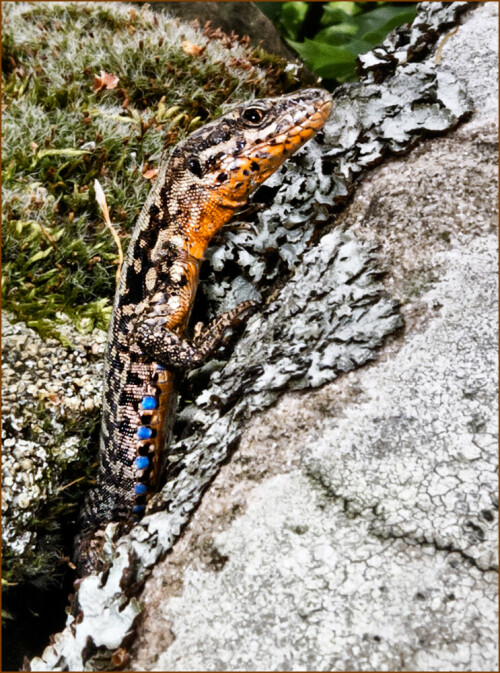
76, 88, 333, 574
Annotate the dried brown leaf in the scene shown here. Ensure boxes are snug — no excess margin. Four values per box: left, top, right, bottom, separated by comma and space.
142, 167, 159, 181
93, 70, 119, 92
181, 40, 206, 57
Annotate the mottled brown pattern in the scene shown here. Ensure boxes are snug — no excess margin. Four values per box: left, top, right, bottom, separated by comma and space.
76, 89, 333, 574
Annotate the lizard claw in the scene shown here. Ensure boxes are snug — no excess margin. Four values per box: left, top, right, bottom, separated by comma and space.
193, 321, 204, 340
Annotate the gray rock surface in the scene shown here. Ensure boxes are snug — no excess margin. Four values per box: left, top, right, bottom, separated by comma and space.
131, 3, 498, 671
28, 2, 497, 671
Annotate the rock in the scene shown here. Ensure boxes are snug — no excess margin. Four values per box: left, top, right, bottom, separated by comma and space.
1, 313, 105, 567
28, 2, 497, 671
131, 3, 498, 671
146, 2, 302, 63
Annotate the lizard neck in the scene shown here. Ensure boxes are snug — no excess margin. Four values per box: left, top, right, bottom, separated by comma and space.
159, 183, 241, 261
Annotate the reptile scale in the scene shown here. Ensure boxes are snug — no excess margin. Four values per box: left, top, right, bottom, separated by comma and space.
76, 88, 333, 574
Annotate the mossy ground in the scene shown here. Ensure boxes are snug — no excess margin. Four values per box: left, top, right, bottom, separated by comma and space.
2, 1, 302, 340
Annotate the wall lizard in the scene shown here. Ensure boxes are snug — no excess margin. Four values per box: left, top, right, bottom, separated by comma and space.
76, 88, 332, 574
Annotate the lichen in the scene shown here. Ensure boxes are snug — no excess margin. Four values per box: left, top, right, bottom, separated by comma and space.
1, 312, 105, 591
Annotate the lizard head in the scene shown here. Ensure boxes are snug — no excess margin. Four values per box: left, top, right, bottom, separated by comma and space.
166, 88, 332, 256
173, 88, 332, 204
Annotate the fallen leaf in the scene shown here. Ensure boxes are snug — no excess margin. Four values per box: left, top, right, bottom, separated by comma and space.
93, 70, 119, 92
88, 255, 102, 270
142, 167, 159, 180
181, 40, 206, 57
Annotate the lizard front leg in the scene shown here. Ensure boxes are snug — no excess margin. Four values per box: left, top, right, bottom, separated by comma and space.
135, 300, 258, 368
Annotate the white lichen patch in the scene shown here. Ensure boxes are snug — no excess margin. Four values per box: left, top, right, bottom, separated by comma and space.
2, 313, 106, 563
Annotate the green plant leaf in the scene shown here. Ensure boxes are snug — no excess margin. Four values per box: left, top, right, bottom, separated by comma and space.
287, 38, 357, 81
321, 2, 363, 27
355, 5, 418, 42
316, 24, 358, 43
287, 3, 417, 83
315, 26, 372, 52
280, 1, 309, 41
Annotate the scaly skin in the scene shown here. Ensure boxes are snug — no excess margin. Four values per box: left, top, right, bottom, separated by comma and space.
76, 88, 333, 574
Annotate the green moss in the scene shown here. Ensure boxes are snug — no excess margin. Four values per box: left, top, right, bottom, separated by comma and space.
2, 1, 298, 340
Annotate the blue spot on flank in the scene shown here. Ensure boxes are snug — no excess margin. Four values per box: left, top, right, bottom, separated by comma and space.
135, 482, 147, 495
141, 395, 157, 411
132, 505, 145, 514
135, 456, 149, 470
156, 363, 166, 371
136, 426, 153, 440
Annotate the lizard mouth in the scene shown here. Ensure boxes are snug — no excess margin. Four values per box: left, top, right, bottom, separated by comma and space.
244, 88, 333, 159
217, 89, 333, 191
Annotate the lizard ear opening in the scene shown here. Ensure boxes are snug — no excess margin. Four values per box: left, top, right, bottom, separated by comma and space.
187, 156, 203, 178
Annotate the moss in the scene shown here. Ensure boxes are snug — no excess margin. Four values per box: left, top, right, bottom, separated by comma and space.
2, 1, 302, 340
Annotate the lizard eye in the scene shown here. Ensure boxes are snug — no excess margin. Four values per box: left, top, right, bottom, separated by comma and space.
242, 107, 265, 125
187, 156, 203, 178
